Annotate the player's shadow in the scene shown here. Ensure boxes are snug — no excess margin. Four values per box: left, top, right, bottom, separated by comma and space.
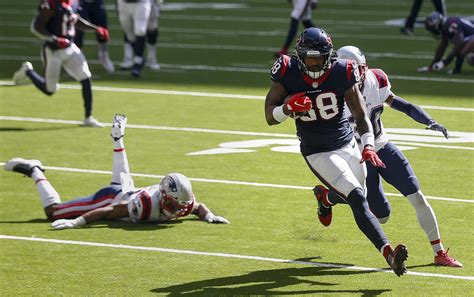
151, 265, 390, 296
0, 126, 81, 132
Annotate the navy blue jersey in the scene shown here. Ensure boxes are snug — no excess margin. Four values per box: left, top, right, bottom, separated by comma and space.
270, 55, 359, 155
39, 0, 77, 49
442, 17, 474, 42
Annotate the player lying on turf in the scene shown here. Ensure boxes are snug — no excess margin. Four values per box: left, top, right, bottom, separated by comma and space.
4, 114, 229, 229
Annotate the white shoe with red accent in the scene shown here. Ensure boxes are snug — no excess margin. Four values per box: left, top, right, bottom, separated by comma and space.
434, 249, 463, 267
13, 61, 33, 85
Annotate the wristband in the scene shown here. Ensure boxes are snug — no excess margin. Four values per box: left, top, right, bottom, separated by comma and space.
73, 216, 87, 226
360, 132, 375, 148
272, 105, 289, 123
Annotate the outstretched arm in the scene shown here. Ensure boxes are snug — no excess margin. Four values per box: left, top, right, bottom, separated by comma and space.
191, 202, 230, 224
386, 94, 449, 138
76, 16, 109, 41
51, 203, 129, 230
264, 82, 290, 125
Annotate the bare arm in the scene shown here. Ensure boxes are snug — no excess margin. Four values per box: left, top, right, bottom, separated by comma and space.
31, 9, 55, 41
76, 16, 99, 31
81, 203, 129, 224
432, 38, 449, 64
264, 82, 289, 125
344, 84, 372, 137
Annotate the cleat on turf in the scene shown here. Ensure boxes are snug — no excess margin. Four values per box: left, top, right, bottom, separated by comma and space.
13, 61, 33, 85
313, 185, 332, 226
98, 51, 115, 73
111, 114, 127, 141
4, 158, 44, 177
434, 249, 463, 267
83, 116, 104, 128
390, 244, 409, 277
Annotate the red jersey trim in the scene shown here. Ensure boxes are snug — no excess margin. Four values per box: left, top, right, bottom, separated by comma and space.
371, 68, 388, 88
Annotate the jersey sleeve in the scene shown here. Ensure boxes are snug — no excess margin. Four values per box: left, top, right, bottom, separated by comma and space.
270, 55, 291, 83
126, 190, 152, 223
370, 69, 391, 102
344, 60, 361, 90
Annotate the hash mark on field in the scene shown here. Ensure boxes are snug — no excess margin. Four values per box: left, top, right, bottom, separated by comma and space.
1, 235, 473, 281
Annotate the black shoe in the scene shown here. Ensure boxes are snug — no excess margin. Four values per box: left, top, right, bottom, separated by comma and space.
389, 244, 408, 277
400, 27, 413, 36
4, 158, 44, 177
131, 63, 143, 78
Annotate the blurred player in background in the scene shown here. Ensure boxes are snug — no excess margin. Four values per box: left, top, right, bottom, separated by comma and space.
117, 0, 155, 77
319, 45, 462, 267
265, 27, 408, 276
74, 0, 115, 73
4, 114, 229, 229
12, 0, 107, 127
418, 12, 474, 74
120, 0, 161, 71
400, 0, 446, 35
275, 0, 318, 57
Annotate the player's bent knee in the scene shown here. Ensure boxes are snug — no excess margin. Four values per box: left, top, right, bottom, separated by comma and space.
44, 205, 56, 221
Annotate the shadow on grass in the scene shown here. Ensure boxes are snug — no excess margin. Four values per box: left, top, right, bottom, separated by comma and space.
151, 265, 390, 296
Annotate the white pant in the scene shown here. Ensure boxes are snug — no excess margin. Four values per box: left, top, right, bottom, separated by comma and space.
147, 0, 160, 31
291, 0, 312, 20
305, 138, 367, 198
117, 0, 152, 42
41, 43, 91, 93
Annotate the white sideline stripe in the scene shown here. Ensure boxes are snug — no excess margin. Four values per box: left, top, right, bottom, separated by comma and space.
1, 81, 473, 111
1, 235, 472, 281
0, 162, 471, 204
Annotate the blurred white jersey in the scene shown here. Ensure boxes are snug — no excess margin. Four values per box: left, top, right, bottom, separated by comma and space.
291, 0, 313, 20
344, 68, 392, 152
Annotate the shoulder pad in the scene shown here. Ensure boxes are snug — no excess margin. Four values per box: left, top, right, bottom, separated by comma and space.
370, 68, 389, 88
270, 55, 292, 82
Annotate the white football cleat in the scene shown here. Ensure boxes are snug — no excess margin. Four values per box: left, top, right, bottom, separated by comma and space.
119, 59, 133, 70
111, 114, 127, 140
4, 157, 44, 177
146, 57, 161, 71
98, 51, 115, 73
83, 116, 104, 128
13, 61, 33, 85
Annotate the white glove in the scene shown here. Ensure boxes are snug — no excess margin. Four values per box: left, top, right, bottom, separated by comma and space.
204, 213, 230, 224
432, 61, 445, 71
417, 66, 431, 72
51, 216, 86, 230
111, 114, 127, 141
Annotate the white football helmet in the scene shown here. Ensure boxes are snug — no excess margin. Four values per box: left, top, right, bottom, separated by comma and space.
337, 45, 368, 81
159, 173, 195, 219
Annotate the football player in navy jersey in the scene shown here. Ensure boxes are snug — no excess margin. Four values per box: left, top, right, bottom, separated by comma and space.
418, 12, 474, 74
74, 0, 115, 73
265, 28, 409, 276
327, 45, 461, 268
12, 0, 109, 127
4, 114, 229, 229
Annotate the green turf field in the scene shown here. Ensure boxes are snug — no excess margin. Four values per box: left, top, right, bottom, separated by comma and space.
1, 0, 473, 295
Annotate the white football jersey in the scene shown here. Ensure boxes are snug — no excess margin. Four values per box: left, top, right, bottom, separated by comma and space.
344, 68, 392, 152
112, 184, 170, 223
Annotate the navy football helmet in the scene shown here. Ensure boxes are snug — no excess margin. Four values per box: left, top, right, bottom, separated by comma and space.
425, 12, 445, 36
295, 28, 334, 79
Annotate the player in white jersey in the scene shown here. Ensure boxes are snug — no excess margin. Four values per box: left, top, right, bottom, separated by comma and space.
116, 0, 153, 77
4, 114, 229, 229
120, 0, 161, 70
313, 45, 462, 267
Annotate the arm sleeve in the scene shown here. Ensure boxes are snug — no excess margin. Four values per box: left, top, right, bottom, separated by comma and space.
389, 96, 433, 125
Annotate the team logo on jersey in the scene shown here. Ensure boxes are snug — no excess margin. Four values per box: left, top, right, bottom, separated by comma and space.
312, 82, 318, 88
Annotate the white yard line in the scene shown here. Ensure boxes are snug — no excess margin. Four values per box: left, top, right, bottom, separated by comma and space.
0, 162, 471, 203
1, 235, 472, 281
1, 81, 473, 110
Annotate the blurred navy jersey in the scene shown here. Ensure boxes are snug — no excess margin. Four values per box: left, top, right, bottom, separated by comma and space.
442, 17, 474, 42
270, 55, 359, 155
39, 0, 78, 49
75, 0, 107, 27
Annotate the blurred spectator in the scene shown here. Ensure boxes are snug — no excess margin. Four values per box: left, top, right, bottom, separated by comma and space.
418, 12, 474, 74
74, 0, 115, 73
275, 0, 318, 57
400, 0, 446, 36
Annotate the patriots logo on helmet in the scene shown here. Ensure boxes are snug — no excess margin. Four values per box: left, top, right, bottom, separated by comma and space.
168, 176, 178, 193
